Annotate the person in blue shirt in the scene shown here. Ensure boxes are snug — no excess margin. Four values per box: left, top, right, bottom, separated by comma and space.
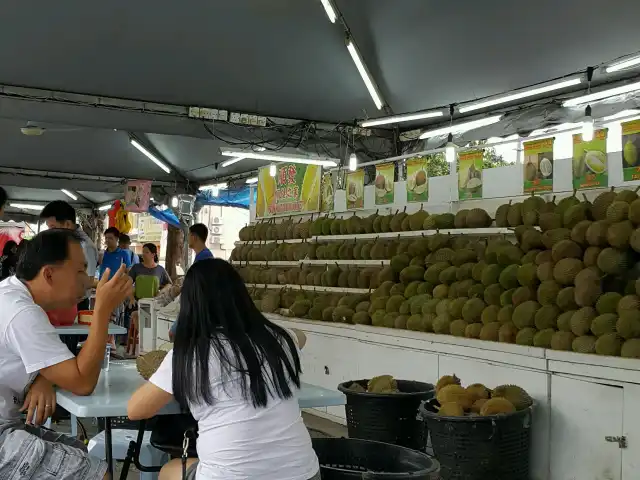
99, 227, 132, 280
189, 223, 213, 263
118, 233, 140, 266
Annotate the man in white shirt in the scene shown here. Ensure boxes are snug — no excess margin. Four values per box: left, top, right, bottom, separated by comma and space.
0, 229, 133, 479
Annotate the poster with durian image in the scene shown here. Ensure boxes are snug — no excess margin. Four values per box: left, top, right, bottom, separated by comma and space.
345, 169, 364, 210
374, 162, 394, 205
320, 172, 334, 212
458, 150, 483, 200
406, 157, 429, 202
622, 119, 640, 182
523, 137, 554, 194
572, 128, 608, 190
255, 163, 321, 218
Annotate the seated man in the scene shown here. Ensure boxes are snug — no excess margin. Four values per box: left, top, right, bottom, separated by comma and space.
0, 229, 133, 479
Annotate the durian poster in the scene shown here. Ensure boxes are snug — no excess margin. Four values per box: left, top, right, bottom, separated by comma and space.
374, 162, 395, 205
458, 150, 483, 200
572, 128, 608, 190
523, 138, 554, 194
320, 172, 334, 213
622, 119, 640, 182
255, 163, 321, 218
345, 169, 364, 210
406, 157, 429, 202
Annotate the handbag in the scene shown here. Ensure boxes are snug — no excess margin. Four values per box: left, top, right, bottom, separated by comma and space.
151, 412, 199, 479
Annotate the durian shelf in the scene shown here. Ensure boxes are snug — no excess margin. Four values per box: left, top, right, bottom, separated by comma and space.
248, 284, 370, 294
235, 227, 522, 245
232, 259, 391, 267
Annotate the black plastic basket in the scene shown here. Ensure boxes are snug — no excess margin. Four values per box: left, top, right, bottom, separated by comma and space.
420, 402, 533, 480
338, 380, 435, 451
312, 437, 440, 480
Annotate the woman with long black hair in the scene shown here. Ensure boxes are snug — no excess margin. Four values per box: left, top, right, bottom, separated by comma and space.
128, 258, 319, 480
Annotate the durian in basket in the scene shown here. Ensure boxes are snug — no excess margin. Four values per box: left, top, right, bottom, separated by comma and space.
136, 350, 168, 380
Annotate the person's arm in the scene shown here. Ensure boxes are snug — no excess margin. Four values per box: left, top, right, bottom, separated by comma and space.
160, 268, 172, 287
38, 265, 133, 395
128, 350, 174, 420
168, 320, 177, 341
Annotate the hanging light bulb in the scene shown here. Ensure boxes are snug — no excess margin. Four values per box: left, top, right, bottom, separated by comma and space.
349, 153, 357, 171
445, 133, 456, 163
171, 196, 178, 208
582, 105, 594, 142
269, 164, 277, 177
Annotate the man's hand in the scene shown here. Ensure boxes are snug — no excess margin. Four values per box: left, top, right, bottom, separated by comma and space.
21, 375, 56, 426
94, 264, 134, 317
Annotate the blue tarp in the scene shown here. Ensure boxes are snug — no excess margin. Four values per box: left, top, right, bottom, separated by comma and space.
148, 206, 181, 228
197, 186, 252, 209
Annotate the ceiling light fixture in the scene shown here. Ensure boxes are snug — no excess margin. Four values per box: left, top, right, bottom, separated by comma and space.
606, 55, 640, 73
221, 156, 246, 168
98, 203, 112, 211
562, 80, 640, 107
419, 115, 503, 140
445, 134, 457, 163
459, 76, 583, 113
199, 182, 228, 192
348, 153, 357, 171
359, 110, 444, 128
346, 38, 384, 110
9, 203, 42, 211
171, 196, 179, 208
245, 177, 259, 184
601, 109, 640, 122
61, 189, 78, 201
319, 0, 336, 23
269, 164, 277, 177
582, 105, 594, 142
130, 138, 172, 174
220, 147, 338, 167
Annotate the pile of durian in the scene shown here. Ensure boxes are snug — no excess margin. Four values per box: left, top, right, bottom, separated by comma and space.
241, 186, 640, 360
434, 374, 532, 417
236, 205, 494, 244
347, 375, 400, 394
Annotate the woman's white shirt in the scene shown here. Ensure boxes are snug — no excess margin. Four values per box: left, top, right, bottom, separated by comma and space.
149, 331, 319, 480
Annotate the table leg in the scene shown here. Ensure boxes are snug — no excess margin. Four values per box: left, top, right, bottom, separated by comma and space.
104, 417, 113, 479
70, 414, 77, 437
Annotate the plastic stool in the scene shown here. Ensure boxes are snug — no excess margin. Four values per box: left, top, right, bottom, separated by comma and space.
88, 429, 168, 480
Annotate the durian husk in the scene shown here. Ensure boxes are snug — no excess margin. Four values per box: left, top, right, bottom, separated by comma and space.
136, 350, 168, 380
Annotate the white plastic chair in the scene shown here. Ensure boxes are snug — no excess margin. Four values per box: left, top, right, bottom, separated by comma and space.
87, 428, 168, 480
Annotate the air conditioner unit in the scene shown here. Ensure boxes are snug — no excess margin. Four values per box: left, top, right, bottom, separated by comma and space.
210, 236, 221, 245
210, 225, 223, 236
211, 216, 223, 226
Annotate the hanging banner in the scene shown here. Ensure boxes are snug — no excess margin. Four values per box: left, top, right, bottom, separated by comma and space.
256, 163, 321, 218
374, 162, 394, 205
572, 129, 608, 190
345, 169, 365, 209
320, 172, 334, 213
458, 150, 483, 200
136, 214, 163, 243
406, 157, 429, 202
523, 137, 554, 193
124, 180, 152, 212
622, 119, 640, 181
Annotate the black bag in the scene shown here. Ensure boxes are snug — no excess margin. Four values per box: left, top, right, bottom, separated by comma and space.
150, 413, 199, 458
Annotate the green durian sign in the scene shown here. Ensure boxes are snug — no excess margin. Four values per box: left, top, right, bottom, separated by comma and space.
622, 119, 640, 182
572, 129, 608, 190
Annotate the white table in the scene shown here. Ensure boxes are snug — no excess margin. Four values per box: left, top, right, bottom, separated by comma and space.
55, 323, 128, 336
56, 361, 345, 479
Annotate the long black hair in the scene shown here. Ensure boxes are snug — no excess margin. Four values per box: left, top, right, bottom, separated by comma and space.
143, 243, 159, 263
172, 258, 301, 408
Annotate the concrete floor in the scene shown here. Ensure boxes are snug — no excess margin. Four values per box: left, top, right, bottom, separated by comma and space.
52, 412, 346, 479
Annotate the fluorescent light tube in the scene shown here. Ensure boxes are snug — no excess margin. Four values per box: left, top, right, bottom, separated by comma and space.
269, 164, 277, 177
319, 0, 336, 23
220, 148, 338, 167
563, 81, 640, 107
130, 139, 171, 174
346, 40, 384, 110
445, 134, 456, 163
98, 203, 112, 211
601, 109, 640, 122
61, 189, 78, 201
419, 115, 503, 140
360, 110, 444, 128
171, 196, 178, 207
199, 182, 228, 191
9, 203, 42, 211
245, 177, 258, 184
606, 55, 640, 73
459, 77, 583, 113
582, 119, 594, 141
349, 153, 357, 171
221, 156, 246, 168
